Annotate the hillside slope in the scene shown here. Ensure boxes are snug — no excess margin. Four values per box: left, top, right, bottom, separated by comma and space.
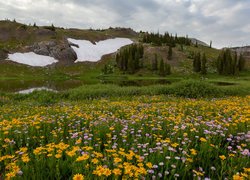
0, 20, 138, 64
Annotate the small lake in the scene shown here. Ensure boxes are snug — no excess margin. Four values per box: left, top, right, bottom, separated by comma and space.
0, 79, 173, 93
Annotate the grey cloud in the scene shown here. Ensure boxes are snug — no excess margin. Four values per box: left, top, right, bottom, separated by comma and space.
0, 0, 249, 48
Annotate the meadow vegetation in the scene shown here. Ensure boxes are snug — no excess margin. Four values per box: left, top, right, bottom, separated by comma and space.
0, 20, 249, 179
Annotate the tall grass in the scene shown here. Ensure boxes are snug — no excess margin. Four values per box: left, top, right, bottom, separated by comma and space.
1, 79, 249, 105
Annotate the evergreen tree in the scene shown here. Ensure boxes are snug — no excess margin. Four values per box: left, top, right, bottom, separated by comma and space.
201, 53, 207, 75
195, 41, 198, 47
159, 58, 165, 76
102, 65, 108, 74
231, 52, 238, 75
216, 49, 243, 75
152, 54, 158, 71
224, 49, 232, 75
51, 24, 55, 31
217, 54, 223, 75
128, 53, 135, 73
193, 53, 201, 72
168, 46, 173, 60
165, 63, 171, 75
238, 54, 245, 71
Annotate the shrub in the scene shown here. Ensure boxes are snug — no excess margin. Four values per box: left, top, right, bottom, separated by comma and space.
171, 80, 223, 98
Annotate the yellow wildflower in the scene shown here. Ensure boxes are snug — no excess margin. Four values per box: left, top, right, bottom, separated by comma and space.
76, 154, 89, 162
73, 173, 84, 180
200, 137, 207, 142
219, 155, 226, 161
113, 168, 122, 176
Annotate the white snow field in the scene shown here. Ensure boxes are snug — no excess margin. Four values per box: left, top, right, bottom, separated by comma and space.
7, 52, 58, 67
68, 38, 133, 62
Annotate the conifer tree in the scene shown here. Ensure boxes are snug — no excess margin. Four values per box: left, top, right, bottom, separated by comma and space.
201, 53, 207, 75
152, 54, 158, 71
238, 54, 245, 71
168, 46, 173, 60
217, 53, 223, 75
159, 58, 165, 76
165, 63, 171, 75
193, 53, 201, 72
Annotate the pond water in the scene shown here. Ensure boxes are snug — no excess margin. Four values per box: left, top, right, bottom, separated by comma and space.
0, 79, 86, 93
212, 81, 238, 86
0, 79, 173, 93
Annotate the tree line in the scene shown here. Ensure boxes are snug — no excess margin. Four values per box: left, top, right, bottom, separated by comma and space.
193, 52, 207, 75
116, 44, 144, 73
141, 32, 191, 47
217, 49, 245, 75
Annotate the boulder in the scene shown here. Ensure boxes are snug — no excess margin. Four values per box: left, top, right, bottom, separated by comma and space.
28, 40, 77, 63
0, 49, 8, 60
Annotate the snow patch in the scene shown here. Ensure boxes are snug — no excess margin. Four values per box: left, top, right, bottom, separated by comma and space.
68, 38, 133, 62
17, 87, 56, 94
7, 52, 58, 67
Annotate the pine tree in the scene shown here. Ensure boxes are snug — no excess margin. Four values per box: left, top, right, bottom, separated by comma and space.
152, 54, 158, 71
238, 54, 245, 71
201, 53, 207, 75
216, 53, 223, 75
193, 53, 201, 72
195, 41, 198, 47
224, 49, 232, 75
231, 52, 237, 75
165, 63, 171, 75
159, 58, 165, 76
168, 46, 173, 60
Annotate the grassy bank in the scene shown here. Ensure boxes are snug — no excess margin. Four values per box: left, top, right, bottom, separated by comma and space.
1, 79, 249, 106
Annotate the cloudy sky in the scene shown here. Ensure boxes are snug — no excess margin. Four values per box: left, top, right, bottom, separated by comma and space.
0, 0, 249, 48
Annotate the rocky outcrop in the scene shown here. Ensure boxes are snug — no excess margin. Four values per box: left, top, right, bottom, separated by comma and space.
231, 46, 250, 60
0, 49, 8, 60
28, 40, 77, 63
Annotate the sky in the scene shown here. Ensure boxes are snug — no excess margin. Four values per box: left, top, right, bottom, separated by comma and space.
0, 0, 250, 48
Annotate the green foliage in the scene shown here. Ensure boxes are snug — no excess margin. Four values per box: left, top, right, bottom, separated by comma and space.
159, 58, 165, 76
102, 64, 114, 74
168, 46, 173, 60
19, 24, 27, 30
44, 24, 56, 31
152, 53, 158, 71
165, 63, 171, 75
238, 54, 245, 71
201, 53, 207, 75
193, 52, 201, 72
172, 80, 223, 98
216, 49, 245, 75
142, 32, 191, 46
195, 41, 198, 47
116, 44, 144, 73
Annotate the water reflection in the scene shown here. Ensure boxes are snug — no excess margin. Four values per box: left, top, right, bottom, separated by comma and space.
0, 79, 173, 93
0, 79, 86, 93
101, 79, 172, 86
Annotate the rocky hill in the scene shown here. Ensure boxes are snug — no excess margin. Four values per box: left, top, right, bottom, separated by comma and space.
230, 46, 250, 60
0, 20, 138, 65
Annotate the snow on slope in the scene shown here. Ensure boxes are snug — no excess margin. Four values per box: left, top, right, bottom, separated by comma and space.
68, 38, 133, 62
7, 52, 58, 67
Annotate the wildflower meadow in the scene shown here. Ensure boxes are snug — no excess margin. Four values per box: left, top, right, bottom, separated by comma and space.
0, 95, 249, 179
